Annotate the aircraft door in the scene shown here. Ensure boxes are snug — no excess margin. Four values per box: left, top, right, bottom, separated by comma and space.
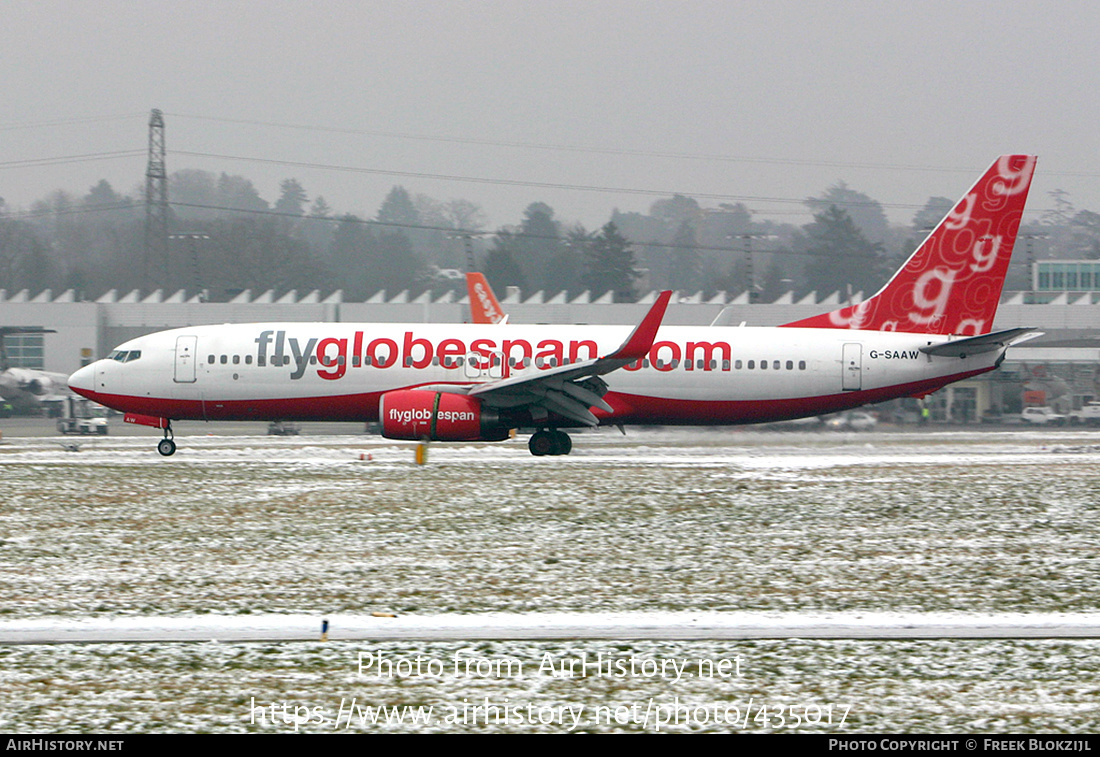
463, 351, 505, 379
174, 335, 198, 383
464, 352, 483, 379
488, 351, 505, 379
842, 342, 862, 391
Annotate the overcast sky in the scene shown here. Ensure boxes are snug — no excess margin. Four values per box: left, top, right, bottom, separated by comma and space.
3, 0, 1098, 231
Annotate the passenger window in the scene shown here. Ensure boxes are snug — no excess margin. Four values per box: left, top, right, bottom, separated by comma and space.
220, 355, 227, 364
773, 361, 781, 370
207, 355, 215, 364
760, 360, 767, 370
747, 360, 754, 369
786, 360, 793, 370
245, 355, 253, 365
735, 360, 742, 369
799, 360, 806, 370
233, 355, 240, 365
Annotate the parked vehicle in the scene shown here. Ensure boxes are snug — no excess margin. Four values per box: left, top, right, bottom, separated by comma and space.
267, 421, 301, 436
1020, 406, 1067, 426
56, 396, 109, 435
823, 411, 878, 431
1069, 402, 1100, 426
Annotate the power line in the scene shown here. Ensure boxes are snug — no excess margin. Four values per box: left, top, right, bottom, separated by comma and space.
0, 150, 146, 169
2, 196, 1054, 266
3, 202, 141, 219
173, 149, 928, 212
0, 113, 145, 132
166, 112, 1100, 180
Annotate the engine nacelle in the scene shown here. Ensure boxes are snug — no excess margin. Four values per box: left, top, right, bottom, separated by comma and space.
379, 390, 510, 442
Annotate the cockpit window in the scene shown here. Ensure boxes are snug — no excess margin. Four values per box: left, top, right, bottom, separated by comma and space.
108, 350, 142, 363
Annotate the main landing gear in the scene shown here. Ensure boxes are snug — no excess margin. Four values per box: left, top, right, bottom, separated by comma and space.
528, 429, 572, 456
157, 421, 176, 457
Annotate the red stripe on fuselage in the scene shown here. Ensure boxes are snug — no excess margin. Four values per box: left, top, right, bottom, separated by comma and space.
601, 368, 992, 425
74, 367, 992, 428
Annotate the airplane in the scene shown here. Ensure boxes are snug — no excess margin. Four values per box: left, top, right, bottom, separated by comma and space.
0, 327, 69, 415
466, 272, 508, 324
69, 155, 1038, 458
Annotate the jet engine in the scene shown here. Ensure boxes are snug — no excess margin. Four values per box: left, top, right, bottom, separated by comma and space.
379, 390, 510, 441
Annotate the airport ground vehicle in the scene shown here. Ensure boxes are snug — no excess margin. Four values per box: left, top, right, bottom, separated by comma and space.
1020, 406, 1067, 426
55, 396, 108, 435
823, 411, 878, 431
1069, 402, 1100, 426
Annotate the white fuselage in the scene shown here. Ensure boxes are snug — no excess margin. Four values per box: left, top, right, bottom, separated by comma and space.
69, 322, 998, 427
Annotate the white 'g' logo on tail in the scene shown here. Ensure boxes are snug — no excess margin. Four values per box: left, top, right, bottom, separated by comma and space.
827, 299, 872, 329
909, 268, 956, 326
946, 193, 975, 230
992, 155, 1037, 196
971, 235, 1002, 272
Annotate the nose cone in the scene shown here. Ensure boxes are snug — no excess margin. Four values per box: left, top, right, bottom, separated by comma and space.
68, 363, 96, 398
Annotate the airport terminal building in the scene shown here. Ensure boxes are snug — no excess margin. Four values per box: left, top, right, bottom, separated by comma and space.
3, 279, 1099, 423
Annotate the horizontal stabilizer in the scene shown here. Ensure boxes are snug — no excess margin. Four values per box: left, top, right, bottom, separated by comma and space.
919, 328, 1042, 357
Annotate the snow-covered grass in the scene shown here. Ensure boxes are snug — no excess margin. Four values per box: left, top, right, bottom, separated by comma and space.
1, 639, 1097, 733
3, 429, 1098, 617
1, 428, 1098, 732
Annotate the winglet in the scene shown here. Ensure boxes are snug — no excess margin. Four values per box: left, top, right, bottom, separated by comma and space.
606, 290, 672, 362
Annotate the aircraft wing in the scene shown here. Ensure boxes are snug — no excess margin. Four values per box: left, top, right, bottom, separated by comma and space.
463, 291, 672, 427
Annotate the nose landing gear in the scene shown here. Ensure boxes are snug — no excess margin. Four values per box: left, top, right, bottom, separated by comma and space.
157, 421, 176, 456
528, 429, 572, 456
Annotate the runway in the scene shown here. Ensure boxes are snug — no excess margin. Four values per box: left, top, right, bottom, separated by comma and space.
4, 612, 1100, 643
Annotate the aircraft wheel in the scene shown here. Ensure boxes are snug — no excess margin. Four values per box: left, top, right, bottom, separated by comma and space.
551, 430, 572, 455
528, 431, 554, 456
157, 438, 177, 457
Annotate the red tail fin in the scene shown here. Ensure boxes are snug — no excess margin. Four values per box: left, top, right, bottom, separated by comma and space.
466, 272, 508, 324
782, 155, 1036, 335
